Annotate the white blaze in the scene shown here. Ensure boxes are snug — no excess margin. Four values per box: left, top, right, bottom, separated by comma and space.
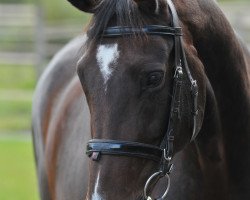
96, 43, 119, 90
155, 0, 160, 14
92, 171, 103, 200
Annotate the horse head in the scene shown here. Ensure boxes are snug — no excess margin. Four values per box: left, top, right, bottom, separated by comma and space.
69, 0, 206, 199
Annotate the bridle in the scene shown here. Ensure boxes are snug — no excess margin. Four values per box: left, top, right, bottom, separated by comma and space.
86, 0, 198, 199
86, 0, 199, 199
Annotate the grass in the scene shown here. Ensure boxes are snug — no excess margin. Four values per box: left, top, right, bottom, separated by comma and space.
0, 64, 35, 133
0, 64, 36, 90
0, 135, 39, 200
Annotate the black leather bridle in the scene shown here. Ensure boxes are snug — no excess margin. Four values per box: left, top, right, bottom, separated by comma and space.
86, 0, 199, 199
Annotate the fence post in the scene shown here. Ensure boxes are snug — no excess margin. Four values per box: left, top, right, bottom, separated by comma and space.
35, 2, 46, 79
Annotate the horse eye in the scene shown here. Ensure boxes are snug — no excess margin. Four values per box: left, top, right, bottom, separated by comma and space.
144, 71, 164, 89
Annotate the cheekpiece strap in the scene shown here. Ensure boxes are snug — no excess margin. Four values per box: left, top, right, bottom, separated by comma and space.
159, 66, 183, 175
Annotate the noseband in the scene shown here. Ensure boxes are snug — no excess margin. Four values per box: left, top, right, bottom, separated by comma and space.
86, 0, 199, 199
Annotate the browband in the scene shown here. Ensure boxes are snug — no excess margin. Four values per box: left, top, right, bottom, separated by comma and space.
102, 25, 182, 37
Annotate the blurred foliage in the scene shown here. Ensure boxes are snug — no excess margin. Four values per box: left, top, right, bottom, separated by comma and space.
0, 136, 39, 200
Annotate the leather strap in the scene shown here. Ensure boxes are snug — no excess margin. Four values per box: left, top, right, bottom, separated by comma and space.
102, 25, 182, 37
87, 139, 162, 162
167, 0, 199, 141
159, 66, 183, 174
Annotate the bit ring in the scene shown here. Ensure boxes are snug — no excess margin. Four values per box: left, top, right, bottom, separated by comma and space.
144, 171, 171, 200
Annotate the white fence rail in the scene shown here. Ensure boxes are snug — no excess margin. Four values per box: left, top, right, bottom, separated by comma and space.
0, 2, 249, 76
0, 4, 83, 76
0, 4, 36, 65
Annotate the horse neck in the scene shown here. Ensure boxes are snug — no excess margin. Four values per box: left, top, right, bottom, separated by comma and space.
184, 1, 250, 197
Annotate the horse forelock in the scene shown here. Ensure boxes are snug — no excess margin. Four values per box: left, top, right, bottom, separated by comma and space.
86, 0, 170, 42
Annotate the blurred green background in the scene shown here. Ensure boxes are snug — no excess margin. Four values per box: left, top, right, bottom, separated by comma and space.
0, 0, 249, 200
0, 1, 90, 199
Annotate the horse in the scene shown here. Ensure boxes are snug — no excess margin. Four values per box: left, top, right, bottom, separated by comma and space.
32, 0, 250, 199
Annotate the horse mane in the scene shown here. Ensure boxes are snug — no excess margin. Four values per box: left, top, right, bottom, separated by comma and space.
87, 0, 150, 41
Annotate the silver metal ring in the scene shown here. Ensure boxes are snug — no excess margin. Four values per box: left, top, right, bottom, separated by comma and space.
144, 171, 171, 200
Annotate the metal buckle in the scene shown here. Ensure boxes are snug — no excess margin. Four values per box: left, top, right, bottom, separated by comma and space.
163, 149, 172, 161
174, 66, 183, 78
144, 171, 171, 200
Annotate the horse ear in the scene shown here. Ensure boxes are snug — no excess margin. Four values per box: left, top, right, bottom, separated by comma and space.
134, 0, 166, 15
67, 0, 98, 13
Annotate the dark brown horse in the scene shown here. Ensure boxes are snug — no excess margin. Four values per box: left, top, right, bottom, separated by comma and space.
32, 0, 250, 199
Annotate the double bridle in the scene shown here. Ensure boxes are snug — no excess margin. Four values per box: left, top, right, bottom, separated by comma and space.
86, 0, 199, 199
